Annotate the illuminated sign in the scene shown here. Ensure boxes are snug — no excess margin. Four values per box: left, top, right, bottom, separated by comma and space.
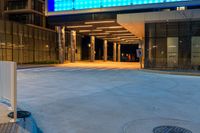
48, 0, 189, 12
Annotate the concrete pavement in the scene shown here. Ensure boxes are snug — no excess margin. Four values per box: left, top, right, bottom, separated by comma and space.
17, 65, 200, 133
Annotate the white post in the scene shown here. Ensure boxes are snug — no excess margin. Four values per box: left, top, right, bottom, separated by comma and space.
0, 61, 17, 122
10, 62, 17, 122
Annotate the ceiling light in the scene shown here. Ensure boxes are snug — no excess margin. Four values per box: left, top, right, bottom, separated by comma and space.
79, 30, 91, 33
96, 26, 123, 29
67, 25, 93, 28
104, 38, 119, 40
85, 20, 115, 24
89, 33, 109, 36
113, 33, 133, 36
106, 30, 128, 33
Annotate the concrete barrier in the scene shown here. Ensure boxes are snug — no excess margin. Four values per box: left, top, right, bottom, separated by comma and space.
0, 61, 17, 122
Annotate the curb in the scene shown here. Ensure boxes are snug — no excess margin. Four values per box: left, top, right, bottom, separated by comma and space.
141, 69, 200, 76
17, 64, 58, 69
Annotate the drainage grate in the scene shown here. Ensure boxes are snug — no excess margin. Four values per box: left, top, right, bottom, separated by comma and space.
8, 111, 31, 119
153, 126, 192, 133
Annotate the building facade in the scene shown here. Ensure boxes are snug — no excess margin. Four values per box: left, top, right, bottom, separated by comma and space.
0, 0, 58, 64
3, 0, 46, 27
1, 0, 200, 69
46, 0, 200, 69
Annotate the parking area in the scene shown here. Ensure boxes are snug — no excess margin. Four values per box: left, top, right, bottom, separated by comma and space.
17, 63, 200, 133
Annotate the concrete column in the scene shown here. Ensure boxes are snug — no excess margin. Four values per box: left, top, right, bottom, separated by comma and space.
70, 30, 76, 63
103, 40, 108, 61
90, 36, 95, 62
56, 26, 65, 64
117, 43, 121, 62
113, 42, 117, 62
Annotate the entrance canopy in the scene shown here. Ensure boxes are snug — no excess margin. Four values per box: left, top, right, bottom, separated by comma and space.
63, 20, 140, 44
117, 9, 200, 39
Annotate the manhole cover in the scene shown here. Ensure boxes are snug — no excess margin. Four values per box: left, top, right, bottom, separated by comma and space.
153, 126, 192, 133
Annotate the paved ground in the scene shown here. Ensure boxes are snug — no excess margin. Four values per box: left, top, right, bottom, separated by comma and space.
17, 62, 200, 133
0, 103, 11, 124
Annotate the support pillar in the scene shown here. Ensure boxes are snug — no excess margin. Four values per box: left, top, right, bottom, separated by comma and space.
117, 43, 121, 62
56, 26, 65, 64
113, 42, 117, 62
90, 36, 95, 62
70, 30, 76, 63
103, 40, 108, 61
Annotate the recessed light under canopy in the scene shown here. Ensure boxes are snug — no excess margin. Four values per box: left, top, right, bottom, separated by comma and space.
106, 30, 128, 33
89, 33, 109, 36
96, 26, 123, 29
79, 30, 91, 33
67, 25, 93, 28
113, 33, 133, 36
79, 29, 102, 33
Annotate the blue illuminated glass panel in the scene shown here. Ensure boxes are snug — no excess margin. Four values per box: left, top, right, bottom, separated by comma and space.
102, 0, 131, 7
74, 0, 101, 9
49, 0, 189, 12
54, 0, 73, 11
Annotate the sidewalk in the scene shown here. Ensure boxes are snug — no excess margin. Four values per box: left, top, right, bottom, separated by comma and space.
0, 103, 11, 124
17, 64, 57, 69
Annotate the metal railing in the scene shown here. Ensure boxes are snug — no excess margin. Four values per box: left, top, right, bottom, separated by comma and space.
0, 61, 17, 122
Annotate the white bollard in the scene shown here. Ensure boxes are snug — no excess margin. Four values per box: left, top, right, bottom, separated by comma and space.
0, 61, 17, 122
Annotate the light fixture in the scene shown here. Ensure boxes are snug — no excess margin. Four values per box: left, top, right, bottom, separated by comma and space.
104, 37, 119, 40
79, 30, 91, 33
67, 25, 93, 28
85, 20, 115, 24
120, 36, 137, 37
106, 30, 128, 33
89, 33, 109, 36
112, 33, 133, 36
96, 26, 123, 29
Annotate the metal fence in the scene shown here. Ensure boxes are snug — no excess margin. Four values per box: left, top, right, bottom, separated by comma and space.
0, 61, 17, 122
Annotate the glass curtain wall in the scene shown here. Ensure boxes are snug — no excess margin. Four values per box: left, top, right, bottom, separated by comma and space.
0, 19, 58, 64
145, 21, 200, 69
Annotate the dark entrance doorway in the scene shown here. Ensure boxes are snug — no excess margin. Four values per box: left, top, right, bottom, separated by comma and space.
121, 44, 139, 62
